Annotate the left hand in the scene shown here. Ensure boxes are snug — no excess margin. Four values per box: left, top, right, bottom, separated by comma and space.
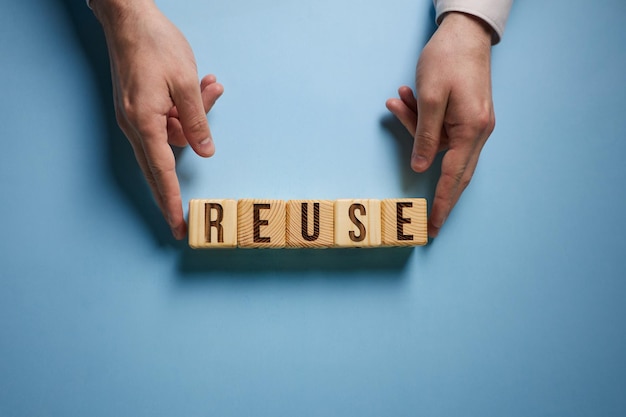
92, 0, 224, 239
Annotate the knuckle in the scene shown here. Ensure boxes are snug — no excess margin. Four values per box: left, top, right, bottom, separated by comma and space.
146, 164, 179, 201
475, 108, 495, 133
184, 116, 208, 139
145, 173, 159, 191
418, 90, 443, 108
468, 103, 495, 135
120, 97, 151, 131
148, 159, 176, 182
442, 167, 465, 187
177, 75, 198, 92
120, 96, 136, 120
459, 175, 472, 192
124, 108, 144, 128
416, 130, 439, 150
126, 109, 160, 139
487, 112, 496, 134
136, 122, 160, 140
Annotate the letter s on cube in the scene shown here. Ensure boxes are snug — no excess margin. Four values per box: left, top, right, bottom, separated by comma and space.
334, 199, 382, 247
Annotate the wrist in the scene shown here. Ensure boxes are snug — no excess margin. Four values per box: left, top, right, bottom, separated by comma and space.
439, 12, 493, 47
91, 0, 155, 31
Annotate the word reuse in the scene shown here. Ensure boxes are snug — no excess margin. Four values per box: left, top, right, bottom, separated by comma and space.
188, 199, 428, 249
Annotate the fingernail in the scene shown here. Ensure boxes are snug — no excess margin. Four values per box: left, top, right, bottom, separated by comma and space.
434, 214, 448, 229
171, 226, 182, 240
166, 213, 179, 240
412, 154, 428, 170
200, 136, 213, 146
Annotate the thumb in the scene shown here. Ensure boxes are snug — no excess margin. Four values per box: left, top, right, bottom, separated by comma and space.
171, 78, 214, 157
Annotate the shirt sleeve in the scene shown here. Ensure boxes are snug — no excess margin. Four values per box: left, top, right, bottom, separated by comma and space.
433, 0, 513, 44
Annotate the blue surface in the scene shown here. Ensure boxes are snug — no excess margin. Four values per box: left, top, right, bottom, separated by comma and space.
1, 0, 626, 415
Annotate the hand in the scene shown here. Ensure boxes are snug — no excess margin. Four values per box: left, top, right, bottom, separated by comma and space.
92, 0, 223, 240
386, 12, 495, 238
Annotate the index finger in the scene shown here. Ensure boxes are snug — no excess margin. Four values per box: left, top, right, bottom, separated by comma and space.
429, 146, 473, 237
138, 118, 186, 239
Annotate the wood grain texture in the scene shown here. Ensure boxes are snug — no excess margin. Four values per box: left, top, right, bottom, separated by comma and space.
381, 198, 427, 246
286, 200, 334, 248
237, 199, 286, 248
334, 199, 381, 247
188, 199, 238, 248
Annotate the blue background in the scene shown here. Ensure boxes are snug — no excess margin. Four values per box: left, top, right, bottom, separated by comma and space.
2, 0, 626, 415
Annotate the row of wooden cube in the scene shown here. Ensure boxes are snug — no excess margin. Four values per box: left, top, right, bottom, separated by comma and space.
188, 199, 428, 249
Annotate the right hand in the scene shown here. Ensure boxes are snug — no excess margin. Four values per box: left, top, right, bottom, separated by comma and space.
92, 0, 223, 239
386, 12, 495, 238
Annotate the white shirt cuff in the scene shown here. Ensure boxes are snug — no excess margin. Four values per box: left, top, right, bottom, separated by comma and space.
433, 0, 513, 44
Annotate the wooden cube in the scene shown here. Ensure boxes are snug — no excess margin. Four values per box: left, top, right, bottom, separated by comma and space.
286, 200, 334, 248
238, 199, 286, 248
188, 199, 238, 248
334, 199, 381, 247
381, 198, 428, 246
